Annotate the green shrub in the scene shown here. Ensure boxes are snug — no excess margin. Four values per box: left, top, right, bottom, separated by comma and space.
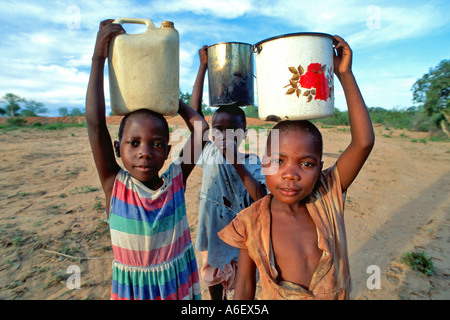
7, 117, 27, 126
401, 250, 435, 276
0, 119, 86, 131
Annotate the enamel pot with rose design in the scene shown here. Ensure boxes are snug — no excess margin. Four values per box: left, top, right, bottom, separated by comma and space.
253, 32, 335, 121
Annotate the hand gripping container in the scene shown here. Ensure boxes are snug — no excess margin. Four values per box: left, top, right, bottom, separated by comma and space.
108, 18, 179, 116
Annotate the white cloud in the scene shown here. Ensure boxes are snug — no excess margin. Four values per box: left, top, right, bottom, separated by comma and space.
252, 0, 449, 48
179, 42, 199, 90
254, 0, 364, 32
149, 0, 254, 19
0, 63, 89, 105
346, 3, 449, 47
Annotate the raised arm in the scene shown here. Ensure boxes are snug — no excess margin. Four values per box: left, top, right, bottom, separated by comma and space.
177, 99, 209, 185
193, 45, 265, 200
333, 35, 375, 191
85, 20, 125, 206
191, 45, 208, 116
230, 151, 267, 202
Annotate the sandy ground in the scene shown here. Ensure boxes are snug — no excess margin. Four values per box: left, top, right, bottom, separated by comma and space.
0, 115, 448, 300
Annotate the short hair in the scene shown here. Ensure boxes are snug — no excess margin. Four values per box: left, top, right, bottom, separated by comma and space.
118, 109, 170, 142
212, 105, 247, 128
267, 120, 323, 157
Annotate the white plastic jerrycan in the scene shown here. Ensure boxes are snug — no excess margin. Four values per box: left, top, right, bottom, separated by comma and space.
108, 18, 179, 116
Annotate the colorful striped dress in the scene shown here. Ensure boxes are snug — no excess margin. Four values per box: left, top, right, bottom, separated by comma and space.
108, 163, 201, 300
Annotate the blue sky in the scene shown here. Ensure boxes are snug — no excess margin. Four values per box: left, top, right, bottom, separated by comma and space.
0, 0, 449, 116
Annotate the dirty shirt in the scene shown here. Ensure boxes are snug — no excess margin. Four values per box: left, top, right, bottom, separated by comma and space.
219, 164, 351, 299
196, 141, 266, 270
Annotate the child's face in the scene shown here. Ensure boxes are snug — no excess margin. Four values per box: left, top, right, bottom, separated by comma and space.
211, 112, 246, 152
263, 129, 322, 206
119, 115, 170, 187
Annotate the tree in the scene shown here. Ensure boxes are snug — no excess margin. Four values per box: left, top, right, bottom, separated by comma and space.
179, 90, 212, 115
21, 100, 47, 117
179, 91, 192, 105
69, 108, 84, 116
412, 59, 450, 136
243, 105, 258, 118
59, 107, 69, 116
59, 107, 84, 117
1, 93, 25, 117
202, 105, 214, 116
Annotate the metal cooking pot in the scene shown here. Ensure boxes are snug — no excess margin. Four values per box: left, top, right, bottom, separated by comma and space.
207, 42, 254, 107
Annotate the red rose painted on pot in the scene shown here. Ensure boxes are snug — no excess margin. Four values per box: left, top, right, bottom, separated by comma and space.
285, 62, 332, 102
306, 63, 322, 73
299, 63, 330, 101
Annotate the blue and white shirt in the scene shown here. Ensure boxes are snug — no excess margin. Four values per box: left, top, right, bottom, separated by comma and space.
195, 141, 266, 270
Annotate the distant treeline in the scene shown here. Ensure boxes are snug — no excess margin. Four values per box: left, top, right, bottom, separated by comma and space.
238, 105, 443, 133
314, 106, 445, 133
1, 103, 443, 135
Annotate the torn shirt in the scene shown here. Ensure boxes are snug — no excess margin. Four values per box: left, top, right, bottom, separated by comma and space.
196, 141, 266, 270
219, 164, 351, 299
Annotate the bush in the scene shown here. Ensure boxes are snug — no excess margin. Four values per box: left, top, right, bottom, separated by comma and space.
0, 120, 86, 132
7, 117, 27, 126
367, 106, 416, 130
314, 109, 349, 126
311, 106, 444, 134
243, 105, 259, 118
401, 250, 435, 276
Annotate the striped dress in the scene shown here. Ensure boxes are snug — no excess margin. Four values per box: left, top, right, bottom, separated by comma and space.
108, 163, 201, 300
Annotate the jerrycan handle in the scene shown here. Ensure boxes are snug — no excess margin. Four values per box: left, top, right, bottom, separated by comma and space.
113, 17, 156, 32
